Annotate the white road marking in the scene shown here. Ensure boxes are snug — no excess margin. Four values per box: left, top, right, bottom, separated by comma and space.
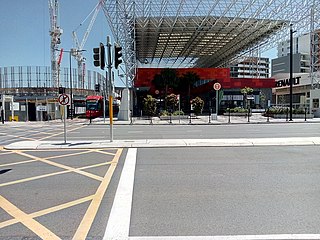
129, 234, 320, 240
103, 148, 137, 240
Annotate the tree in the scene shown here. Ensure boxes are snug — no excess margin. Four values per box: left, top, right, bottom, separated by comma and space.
191, 96, 204, 115
143, 95, 157, 117
152, 68, 178, 110
240, 86, 253, 108
166, 93, 179, 112
179, 71, 200, 111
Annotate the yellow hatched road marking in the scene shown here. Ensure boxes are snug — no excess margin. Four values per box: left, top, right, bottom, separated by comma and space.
39, 125, 86, 140
0, 159, 38, 168
0, 195, 61, 240
0, 195, 94, 229
14, 151, 103, 181
0, 158, 114, 188
72, 148, 123, 240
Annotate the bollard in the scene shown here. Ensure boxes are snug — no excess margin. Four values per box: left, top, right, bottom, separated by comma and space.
247, 108, 250, 123
169, 113, 172, 124
305, 107, 307, 121
286, 109, 289, 122
1, 109, 4, 124
130, 111, 133, 125
150, 116, 153, 125
209, 109, 211, 123
267, 108, 270, 123
189, 113, 192, 124
228, 108, 231, 123
89, 110, 92, 124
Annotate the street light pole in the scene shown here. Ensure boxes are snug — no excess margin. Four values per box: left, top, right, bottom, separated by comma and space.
289, 24, 295, 121
69, 50, 73, 120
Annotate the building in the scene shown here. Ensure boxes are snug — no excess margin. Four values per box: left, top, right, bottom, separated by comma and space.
272, 73, 320, 117
230, 57, 270, 79
134, 68, 275, 115
0, 66, 105, 121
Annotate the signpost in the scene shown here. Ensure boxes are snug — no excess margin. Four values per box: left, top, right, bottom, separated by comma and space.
213, 83, 221, 120
58, 94, 71, 144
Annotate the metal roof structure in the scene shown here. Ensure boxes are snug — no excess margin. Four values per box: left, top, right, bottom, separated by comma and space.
102, 0, 320, 86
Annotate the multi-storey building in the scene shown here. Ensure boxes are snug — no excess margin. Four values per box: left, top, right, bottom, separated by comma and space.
230, 57, 270, 79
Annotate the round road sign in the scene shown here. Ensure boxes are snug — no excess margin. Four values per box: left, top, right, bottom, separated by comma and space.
58, 94, 70, 105
213, 82, 221, 91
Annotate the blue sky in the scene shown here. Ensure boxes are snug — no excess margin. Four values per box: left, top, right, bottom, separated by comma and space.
0, 1, 112, 75
0, 0, 277, 84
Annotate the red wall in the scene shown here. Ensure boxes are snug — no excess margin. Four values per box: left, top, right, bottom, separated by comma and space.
135, 68, 275, 92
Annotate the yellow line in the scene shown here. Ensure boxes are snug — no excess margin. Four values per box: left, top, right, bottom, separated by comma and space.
72, 148, 123, 240
0, 159, 38, 168
14, 151, 103, 182
0, 195, 94, 229
4, 134, 37, 141
94, 150, 116, 156
0, 195, 61, 240
0, 169, 70, 187
39, 125, 86, 141
0, 158, 113, 188
45, 149, 98, 160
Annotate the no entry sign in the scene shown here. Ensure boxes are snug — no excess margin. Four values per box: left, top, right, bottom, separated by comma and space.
58, 94, 71, 106
213, 82, 221, 91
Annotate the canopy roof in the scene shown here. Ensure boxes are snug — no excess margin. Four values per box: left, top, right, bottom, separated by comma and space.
135, 16, 287, 67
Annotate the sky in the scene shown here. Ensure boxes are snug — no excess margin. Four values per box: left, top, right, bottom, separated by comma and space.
0, 0, 115, 82
0, 0, 277, 86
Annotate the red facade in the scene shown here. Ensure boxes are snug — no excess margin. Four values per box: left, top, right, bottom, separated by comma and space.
135, 68, 275, 93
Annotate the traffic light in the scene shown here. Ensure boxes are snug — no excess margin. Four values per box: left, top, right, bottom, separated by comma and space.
114, 45, 122, 69
58, 87, 65, 94
93, 43, 105, 70
95, 83, 100, 92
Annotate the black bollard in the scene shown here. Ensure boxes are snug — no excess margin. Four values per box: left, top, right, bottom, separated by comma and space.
286, 108, 289, 122
130, 111, 133, 125
247, 108, 250, 123
305, 107, 307, 121
209, 109, 211, 123
267, 108, 270, 123
189, 113, 192, 124
228, 108, 231, 123
1, 109, 4, 124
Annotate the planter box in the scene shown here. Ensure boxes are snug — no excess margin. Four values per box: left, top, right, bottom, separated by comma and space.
160, 115, 189, 120
223, 112, 252, 117
267, 114, 314, 119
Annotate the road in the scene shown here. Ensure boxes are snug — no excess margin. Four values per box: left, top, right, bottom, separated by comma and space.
1, 122, 320, 145
1, 122, 320, 239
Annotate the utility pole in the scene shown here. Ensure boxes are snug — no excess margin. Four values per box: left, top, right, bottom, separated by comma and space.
289, 24, 296, 121
107, 36, 113, 142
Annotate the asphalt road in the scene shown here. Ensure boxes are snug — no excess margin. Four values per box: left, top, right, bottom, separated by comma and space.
1, 122, 320, 146
0, 147, 127, 240
1, 122, 320, 239
130, 146, 320, 237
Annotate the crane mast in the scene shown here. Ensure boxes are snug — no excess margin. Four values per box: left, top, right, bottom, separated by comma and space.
72, 0, 103, 88
49, 0, 63, 89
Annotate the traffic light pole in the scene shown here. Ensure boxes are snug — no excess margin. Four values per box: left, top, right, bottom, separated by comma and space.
107, 36, 113, 142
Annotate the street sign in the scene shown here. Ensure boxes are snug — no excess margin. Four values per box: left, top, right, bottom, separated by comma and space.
36, 105, 47, 111
58, 94, 71, 106
213, 82, 221, 91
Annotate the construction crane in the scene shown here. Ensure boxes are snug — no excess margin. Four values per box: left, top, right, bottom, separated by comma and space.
48, 0, 63, 89
72, 0, 104, 88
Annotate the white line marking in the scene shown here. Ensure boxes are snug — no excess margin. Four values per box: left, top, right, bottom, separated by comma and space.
103, 148, 137, 240
129, 234, 320, 240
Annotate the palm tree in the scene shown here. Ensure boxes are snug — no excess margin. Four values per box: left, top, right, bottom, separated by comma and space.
241, 86, 253, 108
179, 71, 200, 110
152, 68, 178, 110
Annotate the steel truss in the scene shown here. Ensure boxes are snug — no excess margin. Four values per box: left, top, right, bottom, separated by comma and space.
103, 0, 320, 86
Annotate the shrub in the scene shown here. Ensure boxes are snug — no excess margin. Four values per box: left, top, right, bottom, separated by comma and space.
226, 107, 248, 113
143, 95, 157, 116
172, 110, 184, 116
191, 97, 204, 115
